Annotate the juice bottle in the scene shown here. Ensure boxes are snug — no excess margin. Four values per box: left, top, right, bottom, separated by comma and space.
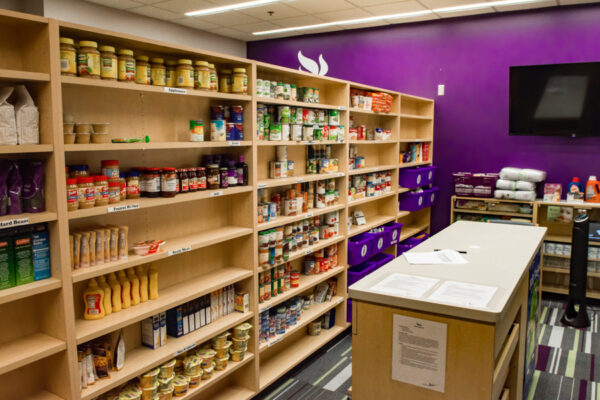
136, 265, 148, 303
108, 272, 121, 313
127, 267, 140, 306
585, 176, 600, 203
117, 270, 131, 309
83, 278, 105, 320
149, 263, 159, 300
97, 275, 112, 315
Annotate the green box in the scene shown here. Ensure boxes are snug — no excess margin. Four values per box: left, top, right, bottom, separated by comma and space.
0, 235, 15, 290
14, 233, 33, 286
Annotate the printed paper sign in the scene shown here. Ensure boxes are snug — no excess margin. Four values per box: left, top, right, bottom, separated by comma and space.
370, 273, 439, 298
428, 281, 497, 309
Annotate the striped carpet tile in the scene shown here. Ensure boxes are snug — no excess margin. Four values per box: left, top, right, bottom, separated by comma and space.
540, 304, 600, 334
537, 324, 600, 353
528, 370, 600, 400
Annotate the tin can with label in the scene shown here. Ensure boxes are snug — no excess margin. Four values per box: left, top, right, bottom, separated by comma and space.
278, 106, 290, 124
303, 126, 314, 141
189, 120, 204, 142
270, 123, 282, 141
269, 203, 277, 219
287, 160, 294, 177
281, 123, 290, 141
329, 110, 340, 126
313, 126, 323, 141
317, 110, 326, 125
231, 105, 244, 124
329, 125, 339, 141
292, 124, 303, 141
210, 120, 226, 141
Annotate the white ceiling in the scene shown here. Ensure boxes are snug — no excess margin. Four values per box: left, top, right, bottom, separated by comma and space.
85, 0, 600, 41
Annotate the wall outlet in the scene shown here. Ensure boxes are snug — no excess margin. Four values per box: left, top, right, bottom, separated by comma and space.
438, 84, 445, 96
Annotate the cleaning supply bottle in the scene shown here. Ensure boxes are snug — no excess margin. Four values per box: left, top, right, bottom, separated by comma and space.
127, 267, 140, 306
569, 177, 584, 194
585, 176, 600, 203
136, 265, 148, 303
83, 278, 105, 320
117, 270, 131, 309
97, 275, 112, 316
149, 263, 159, 300
107, 272, 121, 313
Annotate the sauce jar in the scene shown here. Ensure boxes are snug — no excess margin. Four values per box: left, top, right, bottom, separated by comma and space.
93, 175, 109, 207
145, 168, 161, 198
194, 61, 210, 90
78, 177, 96, 209
151, 58, 166, 86
161, 168, 177, 198
77, 40, 101, 79
119, 173, 127, 199
66, 178, 79, 211
232, 67, 247, 94
188, 167, 198, 192
165, 60, 177, 87
108, 181, 121, 204
136, 55, 151, 85
134, 167, 146, 196
99, 45, 117, 80
126, 171, 141, 199
60, 37, 77, 76
207, 164, 220, 190
179, 168, 189, 193
176, 59, 194, 88
209, 63, 218, 91
219, 167, 229, 189
101, 160, 119, 179
118, 49, 136, 82
197, 167, 207, 191
219, 69, 232, 93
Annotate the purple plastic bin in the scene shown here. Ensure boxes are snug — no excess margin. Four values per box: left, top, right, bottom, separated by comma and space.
348, 261, 378, 286
425, 187, 440, 208
366, 229, 387, 256
347, 299, 352, 323
453, 172, 499, 198
399, 191, 426, 211
423, 165, 437, 185
382, 221, 403, 247
348, 232, 373, 266
397, 232, 430, 255
399, 167, 428, 189
370, 252, 395, 270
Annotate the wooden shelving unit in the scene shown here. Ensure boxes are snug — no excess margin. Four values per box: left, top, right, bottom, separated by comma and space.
450, 195, 537, 223
0, 11, 435, 399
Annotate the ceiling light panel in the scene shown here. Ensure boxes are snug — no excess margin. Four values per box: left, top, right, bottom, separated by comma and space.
185, 0, 281, 16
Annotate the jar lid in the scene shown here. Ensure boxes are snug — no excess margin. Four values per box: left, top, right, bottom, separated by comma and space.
79, 40, 98, 48
93, 175, 108, 181
101, 160, 119, 165
208, 63, 215, 68
208, 164, 218, 168
108, 181, 121, 187
119, 172, 127, 178
66, 178, 78, 185
118, 49, 134, 56
69, 165, 89, 171
146, 167, 161, 171
178, 59, 193, 65
127, 171, 140, 177
195, 60, 209, 67
78, 177, 94, 184
136, 55, 149, 62
99, 45, 115, 52
151, 57, 164, 64
197, 167, 205, 171
166, 60, 177, 66
162, 167, 176, 172
233, 68, 246, 73
60, 37, 74, 45
220, 69, 232, 74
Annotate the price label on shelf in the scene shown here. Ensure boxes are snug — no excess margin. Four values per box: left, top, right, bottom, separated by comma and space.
168, 246, 192, 257
261, 304, 272, 312
306, 140, 315, 145
228, 141, 241, 146
268, 337, 283, 347
304, 249, 313, 256
0, 217, 29, 230
164, 87, 187, 95
338, 106, 347, 111
210, 191, 223, 197
306, 213, 314, 218
296, 178, 304, 183
174, 343, 196, 357
337, 172, 344, 177
257, 183, 267, 189
108, 203, 139, 213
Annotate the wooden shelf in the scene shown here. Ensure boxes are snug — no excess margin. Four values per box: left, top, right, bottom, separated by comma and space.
348, 215, 396, 237
259, 296, 344, 353
399, 138, 432, 143
257, 97, 345, 111
453, 208, 534, 218
399, 223, 430, 242
257, 172, 344, 189
397, 187, 410, 194
0, 211, 58, 228
348, 191, 396, 207
544, 234, 571, 244
24, 391, 64, 400
79, 312, 254, 400
397, 210, 410, 218
258, 203, 345, 231
537, 200, 600, 209
210, 385, 256, 400
72, 226, 253, 282
261, 235, 345, 270
542, 266, 600, 278
0, 144, 53, 154
0, 69, 50, 82
542, 284, 600, 299
0, 277, 61, 306
67, 186, 253, 220
453, 196, 535, 205
349, 108, 398, 117
259, 266, 347, 313
65, 141, 252, 151
0, 333, 66, 375
256, 140, 344, 146
543, 253, 600, 262
349, 139, 397, 144
62, 75, 252, 101
75, 267, 253, 344
399, 113, 432, 120
259, 324, 347, 389
399, 161, 432, 168
347, 164, 397, 176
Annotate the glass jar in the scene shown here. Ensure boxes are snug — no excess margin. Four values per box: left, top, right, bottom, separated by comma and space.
119, 173, 127, 199
135, 55, 150, 85
160, 167, 177, 198
188, 167, 198, 192
227, 161, 237, 187
60, 37, 77, 76
194, 61, 210, 90
101, 160, 119, 179
135, 168, 146, 196
69, 165, 89, 178
209, 63, 218, 91
290, 84, 297, 101
99, 45, 117, 80
118, 49, 136, 82
78, 177, 96, 209
207, 164, 220, 190
108, 181, 121, 204
276, 82, 284, 100
77, 40, 101, 79
219, 69, 232, 93
94, 175, 109, 207
126, 171, 141, 199
145, 168, 161, 198
151, 58, 166, 86
197, 167, 207, 191
179, 168, 189, 193
176, 59, 194, 88
66, 178, 79, 211
165, 60, 177, 87
232, 68, 247, 94
219, 167, 229, 189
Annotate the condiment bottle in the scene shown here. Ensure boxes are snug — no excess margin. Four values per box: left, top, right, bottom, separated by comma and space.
108, 181, 121, 204
126, 171, 141, 199
151, 58, 166, 86
117, 270, 131, 309
66, 178, 79, 211
208, 164, 220, 190
77, 40, 101, 79
94, 175, 109, 206
97, 275, 112, 315
136, 265, 148, 303
149, 264, 159, 300
83, 278, 105, 320
220, 166, 229, 189
108, 272, 122, 313
60, 37, 77, 76
117, 49, 136, 82
179, 168, 189, 193
188, 167, 198, 192
160, 168, 177, 198
78, 177, 96, 209
197, 167, 207, 191
176, 59, 194, 88
99, 45, 117, 80
236, 155, 248, 186
135, 55, 151, 85
127, 268, 141, 306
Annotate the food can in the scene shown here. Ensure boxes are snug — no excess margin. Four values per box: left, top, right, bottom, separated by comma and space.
317, 110, 326, 125
329, 126, 339, 141
226, 122, 243, 141
303, 126, 314, 141
230, 105, 244, 123
329, 110, 340, 126
281, 123, 290, 141
313, 127, 323, 141
210, 105, 225, 120
256, 78, 263, 95
189, 120, 204, 142
287, 160, 294, 176
276, 144, 287, 161
269, 123, 282, 141
314, 88, 320, 103
210, 120, 226, 141
292, 124, 303, 141
278, 106, 290, 124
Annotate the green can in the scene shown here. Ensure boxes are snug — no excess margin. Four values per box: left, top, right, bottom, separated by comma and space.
278, 106, 290, 124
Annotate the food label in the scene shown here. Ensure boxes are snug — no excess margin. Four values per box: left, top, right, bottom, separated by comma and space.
77, 52, 100, 76
108, 203, 139, 213
101, 57, 117, 79
85, 293, 102, 315
0, 218, 29, 229
67, 188, 78, 205
168, 246, 192, 256
210, 190, 223, 197
164, 87, 187, 95
197, 177, 207, 190
161, 178, 177, 193
151, 68, 166, 86
174, 343, 196, 357
84, 187, 95, 202
126, 184, 140, 196
136, 65, 150, 84
60, 50, 76, 74
118, 59, 135, 81
147, 177, 160, 193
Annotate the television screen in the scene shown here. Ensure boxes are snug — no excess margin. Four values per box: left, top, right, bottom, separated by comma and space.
509, 62, 600, 136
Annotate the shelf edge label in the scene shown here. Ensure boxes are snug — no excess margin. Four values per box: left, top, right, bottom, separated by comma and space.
296, 178, 304, 183
174, 343, 196, 356
108, 203, 140, 213
168, 246, 192, 257
210, 190, 224, 197
229, 141, 241, 146
337, 172, 344, 177
0, 217, 29, 229
164, 87, 187, 95
257, 183, 267, 189
304, 249, 313, 256
338, 106, 347, 111
268, 337, 283, 347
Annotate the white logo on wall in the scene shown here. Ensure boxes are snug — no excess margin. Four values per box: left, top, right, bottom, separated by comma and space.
298, 51, 329, 76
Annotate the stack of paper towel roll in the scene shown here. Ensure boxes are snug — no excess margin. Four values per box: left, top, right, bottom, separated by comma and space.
494, 167, 546, 201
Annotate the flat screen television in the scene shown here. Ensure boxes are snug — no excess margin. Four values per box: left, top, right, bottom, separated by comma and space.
509, 62, 600, 137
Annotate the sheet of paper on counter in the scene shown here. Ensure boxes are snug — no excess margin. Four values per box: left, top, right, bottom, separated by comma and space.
428, 280, 497, 308
403, 249, 468, 265
370, 273, 440, 298
392, 314, 447, 393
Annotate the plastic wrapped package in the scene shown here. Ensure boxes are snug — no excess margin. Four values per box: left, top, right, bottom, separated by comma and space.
18, 159, 44, 213
7, 161, 22, 215
0, 86, 17, 145
13, 85, 39, 144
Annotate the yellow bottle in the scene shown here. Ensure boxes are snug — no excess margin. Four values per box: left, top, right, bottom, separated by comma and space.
117, 270, 131, 309
149, 263, 159, 300
108, 272, 121, 313
97, 275, 112, 316
136, 265, 148, 303
83, 278, 105, 320
127, 267, 140, 306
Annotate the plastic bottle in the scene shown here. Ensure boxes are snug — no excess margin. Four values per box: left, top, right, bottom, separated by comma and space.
236, 155, 248, 186
108, 272, 121, 313
149, 263, 159, 300
83, 278, 105, 320
568, 177, 584, 194
97, 275, 112, 316
117, 270, 131, 309
127, 267, 140, 306
585, 176, 600, 203
134, 266, 147, 303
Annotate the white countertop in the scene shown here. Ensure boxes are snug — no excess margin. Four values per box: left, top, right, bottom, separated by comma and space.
348, 221, 547, 323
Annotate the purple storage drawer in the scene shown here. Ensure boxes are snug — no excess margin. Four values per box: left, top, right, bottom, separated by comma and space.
370, 252, 395, 269
347, 299, 352, 323
348, 261, 378, 286
348, 232, 373, 266
382, 221, 403, 247
399, 167, 428, 189
397, 232, 430, 255
399, 191, 426, 211
425, 187, 440, 207
366, 230, 387, 256
423, 165, 437, 185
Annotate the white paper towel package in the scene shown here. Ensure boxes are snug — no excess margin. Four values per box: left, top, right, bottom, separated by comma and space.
495, 190, 537, 201
499, 167, 546, 183
0, 86, 17, 146
496, 179, 536, 191
13, 85, 39, 145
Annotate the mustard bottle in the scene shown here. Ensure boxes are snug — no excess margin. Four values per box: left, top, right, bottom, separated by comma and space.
127, 267, 140, 306
108, 272, 121, 313
117, 270, 131, 309
83, 278, 105, 320
97, 275, 112, 316
136, 265, 148, 303
149, 263, 159, 300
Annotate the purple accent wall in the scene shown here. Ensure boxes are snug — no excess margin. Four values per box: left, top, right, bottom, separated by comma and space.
248, 5, 600, 233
